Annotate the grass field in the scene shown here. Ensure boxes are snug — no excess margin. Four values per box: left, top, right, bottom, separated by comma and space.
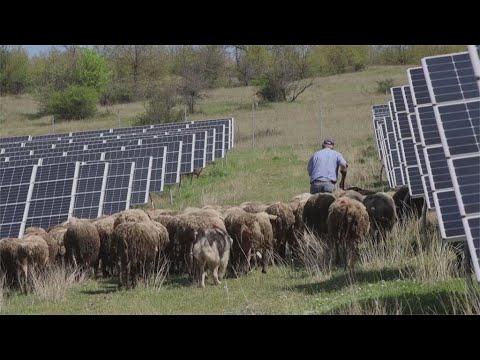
1, 65, 479, 314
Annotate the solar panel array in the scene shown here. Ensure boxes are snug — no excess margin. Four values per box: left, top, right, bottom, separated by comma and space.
371, 46, 480, 282
0, 118, 235, 238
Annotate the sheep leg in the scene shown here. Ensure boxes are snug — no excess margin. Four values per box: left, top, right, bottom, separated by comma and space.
213, 266, 221, 285
200, 268, 206, 288
261, 249, 268, 274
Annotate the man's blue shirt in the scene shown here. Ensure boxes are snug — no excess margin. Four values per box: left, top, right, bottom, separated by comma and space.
307, 148, 347, 184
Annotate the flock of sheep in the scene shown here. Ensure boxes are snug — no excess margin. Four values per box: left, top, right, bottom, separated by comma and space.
0, 185, 427, 291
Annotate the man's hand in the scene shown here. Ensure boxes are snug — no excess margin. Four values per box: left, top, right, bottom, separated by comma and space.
339, 164, 347, 190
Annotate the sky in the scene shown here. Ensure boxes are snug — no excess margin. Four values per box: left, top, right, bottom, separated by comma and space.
23, 45, 62, 56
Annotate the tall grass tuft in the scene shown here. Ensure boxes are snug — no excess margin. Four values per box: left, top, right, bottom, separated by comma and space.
294, 228, 332, 280
29, 265, 87, 303
136, 257, 170, 292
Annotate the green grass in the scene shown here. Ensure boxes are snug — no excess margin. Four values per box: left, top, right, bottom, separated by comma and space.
1, 65, 479, 314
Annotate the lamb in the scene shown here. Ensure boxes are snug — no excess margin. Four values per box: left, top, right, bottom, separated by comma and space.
192, 227, 233, 288
362, 192, 397, 242
327, 197, 370, 272
303, 192, 336, 238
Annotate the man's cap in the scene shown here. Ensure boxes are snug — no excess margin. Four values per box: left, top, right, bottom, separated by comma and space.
323, 138, 335, 145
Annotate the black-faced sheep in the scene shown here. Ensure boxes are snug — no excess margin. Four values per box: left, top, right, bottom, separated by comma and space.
363, 192, 397, 242
192, 227, 233, 288
327, 197, 370, 272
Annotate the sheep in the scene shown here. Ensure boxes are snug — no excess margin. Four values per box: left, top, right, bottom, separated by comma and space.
224, 208, 264, 274
240, 201, 269, 214
288, 195, 312, 242
345, 186, 377, 196
339, 190, 364, 203
252, 212, 276, 273
113, 221, 165, 289
327, 197, 370, 273
302, 192, 336, 239
173, 212, 226, 276
113, 209, 150, 229
290, 193, 313, 204
192, 227, 233, 288
265, 202, 296, 261
24, 227, 59, 266
64, 219, 101, 274
17, 234, 50, 292
92, 215, 118, 277
47, 225, 68, 264
363, 192, 397, 243
392, 185, 424, 222
0, 238, 22, 288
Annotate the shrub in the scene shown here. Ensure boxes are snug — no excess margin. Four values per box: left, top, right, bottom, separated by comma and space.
376, 78, 394, 94
136, 83, 183, 125
46, 85, 98, 120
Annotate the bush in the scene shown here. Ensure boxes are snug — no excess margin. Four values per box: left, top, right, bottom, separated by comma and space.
136, 83, 183, 125
376, 78, 394, 94
256, 75, 285, 102
46, 85, 98, 120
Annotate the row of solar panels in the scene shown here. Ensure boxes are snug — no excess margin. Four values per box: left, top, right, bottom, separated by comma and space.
372, 45, 480, 282
0, 118, 235, 239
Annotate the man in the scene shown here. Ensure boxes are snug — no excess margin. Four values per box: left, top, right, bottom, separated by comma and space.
307, 138, 348, 194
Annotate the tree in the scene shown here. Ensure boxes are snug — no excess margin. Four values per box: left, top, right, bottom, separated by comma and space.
0, 45, 31, 95
257, 45, 315, 103
232, 45, 272, 86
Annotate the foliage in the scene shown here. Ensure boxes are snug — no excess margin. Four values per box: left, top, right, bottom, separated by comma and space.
45, 85, 98, 120
0, 46, 31, 95
376, 78, 395, 94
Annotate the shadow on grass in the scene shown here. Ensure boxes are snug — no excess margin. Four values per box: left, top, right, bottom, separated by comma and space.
291, 266, 415, 295
327, 289, 478, 315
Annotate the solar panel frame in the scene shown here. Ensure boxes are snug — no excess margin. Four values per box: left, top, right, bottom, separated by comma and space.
100, 161, 135, 216
447, 154, 480, 218
467, 45, 480, 80
432, 188, 466, 242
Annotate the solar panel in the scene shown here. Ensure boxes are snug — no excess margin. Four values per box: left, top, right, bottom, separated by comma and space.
391, 87, 407, 113
405, 166, 424, 198
434, 100, 480, 157
448, 154, 480, 217
193, 130, 207, 169
422, 52, 480, 104
433, 189, 466, 241
0, 165, 36, 238
101, 162, 135, 215
372, 104, 390, 117
24, 163, 77, 232
409, 67, 432, 106
463, 215, 480, 282
424, 146, 454, 191
73, 162, 108, 219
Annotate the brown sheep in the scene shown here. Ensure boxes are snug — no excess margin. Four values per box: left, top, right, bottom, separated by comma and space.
192, 227, 233, 288
92, 215, 117, 277
113, 221, 164, 289
392, 185, 424, 223
288, 195, 311, 241
363, 192, 397, 243
265, 202, 296, 261
17, 234, 50, 292
339, 190, 364, 203
302, 192, 336, 239
64, 219, 101, 274
240, 201, 269, 214
0, 238, 23, 289
252, 212, 276, 273
224, 209, 264, 274
113, 209, 150, 229
24, 227, 59, 265
327, 197, 370, 273
47, 225, 68, 263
